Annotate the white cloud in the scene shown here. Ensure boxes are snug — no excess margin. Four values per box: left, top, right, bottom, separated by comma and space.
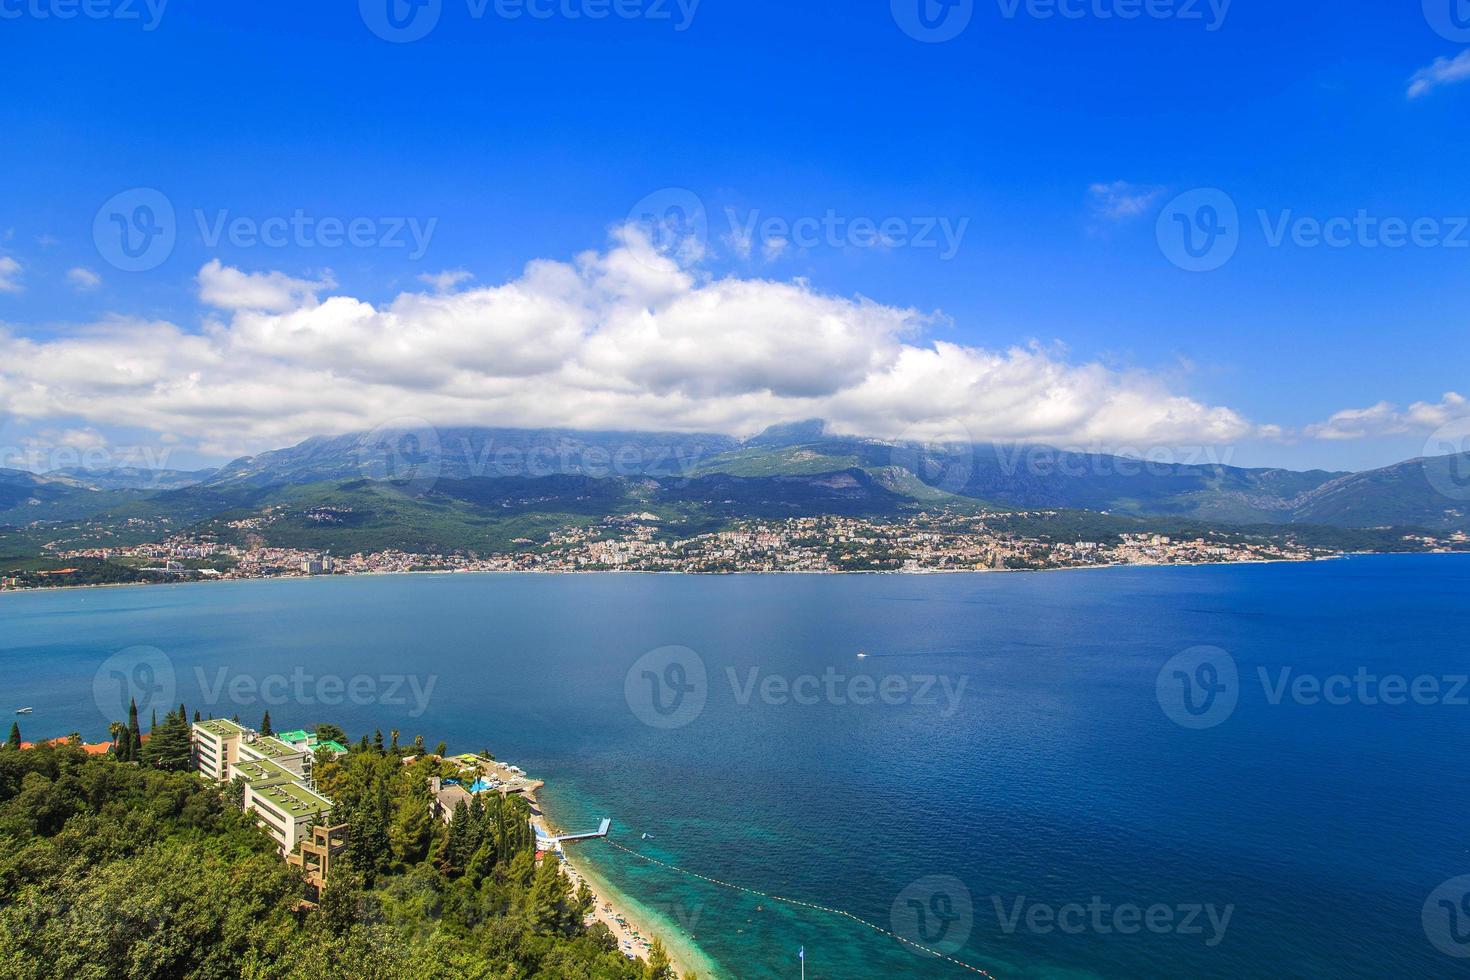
196, 259, 334, 313
67, 267, 102, 291
1408, 49, 1470, 98
0, 227, 1259, 459
417, 268, 473, 293
0, 257, 22, 293
1305, 392, 1468, 440
1088, 181, 1165, 222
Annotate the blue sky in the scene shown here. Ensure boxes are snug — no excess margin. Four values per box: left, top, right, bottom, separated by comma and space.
0, 0, 1467, 473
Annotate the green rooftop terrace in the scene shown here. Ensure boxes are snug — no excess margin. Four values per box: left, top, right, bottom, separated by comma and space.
255, 778, 333, 817
242, 735, 302, 760
194, 718, 246, 741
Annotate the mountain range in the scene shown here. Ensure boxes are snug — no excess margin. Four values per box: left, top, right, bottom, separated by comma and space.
1, 423, 1466, 554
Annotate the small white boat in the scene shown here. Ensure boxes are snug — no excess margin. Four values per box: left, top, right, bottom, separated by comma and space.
856, 651, 868, 659
15, 707, 32, 714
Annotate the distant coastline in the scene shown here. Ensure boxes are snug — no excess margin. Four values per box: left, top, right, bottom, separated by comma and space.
6, 549, 1447, 599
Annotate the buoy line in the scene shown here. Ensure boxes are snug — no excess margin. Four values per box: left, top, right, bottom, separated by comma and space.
602, 838, 998, 978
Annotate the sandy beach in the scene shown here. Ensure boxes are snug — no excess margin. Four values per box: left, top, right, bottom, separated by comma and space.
528, 795, 714, 978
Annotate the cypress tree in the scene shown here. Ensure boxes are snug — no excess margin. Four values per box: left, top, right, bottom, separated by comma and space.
126, 698, 142, 762
373, 729, 384, 752
260, 710, 273, 736
6, 721, 20, 749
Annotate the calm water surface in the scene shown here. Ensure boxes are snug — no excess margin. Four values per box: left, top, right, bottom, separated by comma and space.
3, 555, 1468, 978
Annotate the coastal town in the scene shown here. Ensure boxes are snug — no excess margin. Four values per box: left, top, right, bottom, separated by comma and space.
6, 508, 1454, 591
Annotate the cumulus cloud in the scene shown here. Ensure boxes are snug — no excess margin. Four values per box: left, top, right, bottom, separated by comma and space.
1088, 181, 1165, 222
0, 227, 1259, 459
196, 259, 335, 313
1408, 49, 1470, 99
1305, 392, 1468, 440
0, 256, 22, 293
67, 267, 102, 291
418, 268, 473, 293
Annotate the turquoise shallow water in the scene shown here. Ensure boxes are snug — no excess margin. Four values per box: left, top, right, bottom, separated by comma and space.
3, 555, 1469, 978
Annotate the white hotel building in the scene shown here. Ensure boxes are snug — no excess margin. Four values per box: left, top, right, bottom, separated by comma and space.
192, 718, 333, 854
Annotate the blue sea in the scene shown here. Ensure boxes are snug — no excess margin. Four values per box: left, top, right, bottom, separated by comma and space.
3, 555, 1469, 978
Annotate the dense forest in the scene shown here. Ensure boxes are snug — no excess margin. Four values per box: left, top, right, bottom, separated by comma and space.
0, 733, 680, 979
